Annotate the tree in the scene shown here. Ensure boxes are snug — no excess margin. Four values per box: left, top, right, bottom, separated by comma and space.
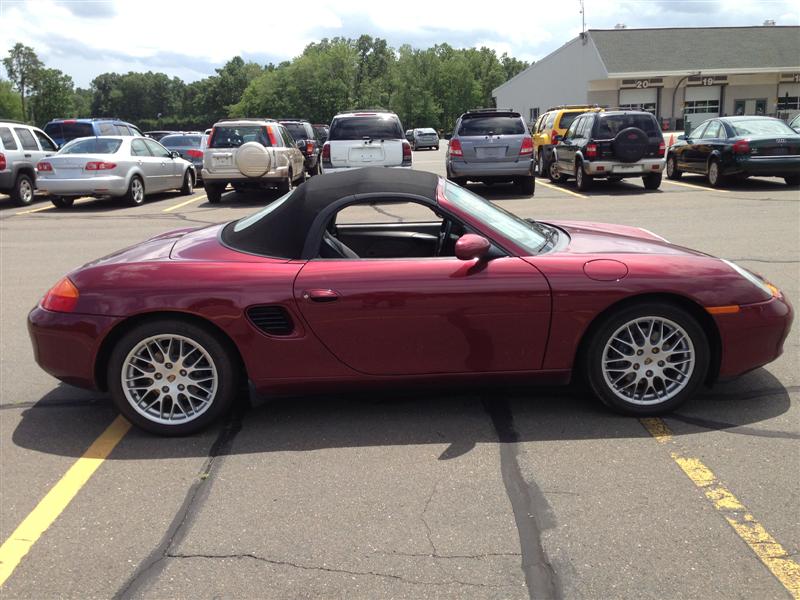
0, 79, 23, 120
3, 43, 43, 121
30, 68, 74, 125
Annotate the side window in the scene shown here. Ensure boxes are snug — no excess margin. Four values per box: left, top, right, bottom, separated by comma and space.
688, 122, 707, 139
701, 121, 721, 139
131, 139, 152, 157
565, 118, 581, 140
0, 127, 18, 150
144, 139, 171, 158
130, 126, 144, 136
280, 126, 293, 148
33, 129, 58, 151
544, 112, 556, 130
115, 124, 131, 135
14, 128, 39, 150
98, 122, 116, 135
582, 116, 595, 138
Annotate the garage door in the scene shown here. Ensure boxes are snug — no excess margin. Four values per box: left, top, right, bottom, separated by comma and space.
684, 86, 721, 131
620, 88, 657, 114
778, 82, 800, 118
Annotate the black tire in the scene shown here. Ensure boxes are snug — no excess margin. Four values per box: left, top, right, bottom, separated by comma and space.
707, 159, 725, 188
180, 170, 194, 195
537, 150, 551, 179
666, 154, 682, 180
784, 175, 800, 186
585, 302, 709, 416
518, 176, 535, 196
575, 161, 592, 191
206, 183, 224, 203
50, 196, 75, 208
107, 319, 239, 436
643, 173, 662, 190
10, 173, 34, 207
278, 170, 294, 194
548, 159, 564, 183
124, 176, 145, 206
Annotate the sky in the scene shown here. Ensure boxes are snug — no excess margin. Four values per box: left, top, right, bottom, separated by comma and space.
1, 0, 798, 87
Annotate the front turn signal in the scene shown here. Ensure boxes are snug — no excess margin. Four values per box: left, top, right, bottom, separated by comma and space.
42, 277, 79, 312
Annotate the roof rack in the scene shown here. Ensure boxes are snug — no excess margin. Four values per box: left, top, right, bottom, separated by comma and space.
466, 108, 514, 113
545, 104, 601, 112
336, 108, 394, 115
215, 117, 275, 123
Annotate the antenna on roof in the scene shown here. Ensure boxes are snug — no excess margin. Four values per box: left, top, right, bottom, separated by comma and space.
579, 0, 587, 42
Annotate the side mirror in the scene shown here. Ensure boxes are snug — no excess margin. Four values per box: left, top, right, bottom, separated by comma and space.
455, 234, 491, 261
170, 151, 180, 158
677, 134, 687, 141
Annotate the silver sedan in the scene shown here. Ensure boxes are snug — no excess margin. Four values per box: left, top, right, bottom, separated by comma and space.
36, 136, 195, 208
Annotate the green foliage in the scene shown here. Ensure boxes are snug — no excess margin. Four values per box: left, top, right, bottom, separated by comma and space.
0, 79, 23, 120
3, 43, 43, 120
30, 68, 74, 125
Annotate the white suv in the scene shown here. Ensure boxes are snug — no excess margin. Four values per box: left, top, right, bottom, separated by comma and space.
321, 111, 411, 173
0, 120, 58, 206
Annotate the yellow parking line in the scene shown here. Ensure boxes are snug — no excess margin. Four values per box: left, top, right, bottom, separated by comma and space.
662, 179, 729, 193
163, 194, 207, 212
641, 418, 800, 599
537, 179, 588, 199
14, 204, 53, 215
0, 416, 131, 587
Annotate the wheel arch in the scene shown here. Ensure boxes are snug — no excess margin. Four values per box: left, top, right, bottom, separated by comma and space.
15, 164, 36, 184
94, 310, 249, 391
573, 292, 721, 385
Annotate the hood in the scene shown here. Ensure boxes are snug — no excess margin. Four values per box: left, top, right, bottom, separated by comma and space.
546, 220, 707, 257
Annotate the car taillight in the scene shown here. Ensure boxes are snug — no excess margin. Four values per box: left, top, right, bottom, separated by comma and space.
207, 127, 216, 147
186, 149, 203, 158
550, 130, 560, 144
266, 127, 277, 146
585, 143, 598, 159
519, 137, 533, 156
657, 141, 665, 157
85, 161, 117, 170
733, 139, 751, 154
322, 142, 331, 161
37, 161, 53, 172
41, 276, 79, 312
306, 141, 314, 154
0, 153, 6, 170
449, 138, 463, 157
402, 141, 412, 165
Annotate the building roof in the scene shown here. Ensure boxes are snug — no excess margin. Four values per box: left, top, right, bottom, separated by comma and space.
590, 26, 800, 75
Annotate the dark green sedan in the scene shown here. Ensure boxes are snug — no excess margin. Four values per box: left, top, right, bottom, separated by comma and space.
666, 116, 800, 187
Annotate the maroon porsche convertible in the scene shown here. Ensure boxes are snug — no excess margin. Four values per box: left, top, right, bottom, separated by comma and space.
28, 168, 792, 435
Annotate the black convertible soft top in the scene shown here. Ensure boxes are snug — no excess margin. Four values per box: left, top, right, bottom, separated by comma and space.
221, 167, 440, 259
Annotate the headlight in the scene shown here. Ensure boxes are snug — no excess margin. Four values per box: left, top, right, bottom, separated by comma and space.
722, 259, 779, 298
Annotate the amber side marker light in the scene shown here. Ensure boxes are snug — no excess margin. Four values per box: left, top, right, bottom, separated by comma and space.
706, 305, 741, 315
41, 277, 79, 312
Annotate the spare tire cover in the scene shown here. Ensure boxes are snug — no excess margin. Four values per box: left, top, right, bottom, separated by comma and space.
612, 127, 648, 163
236, 142, 272, 177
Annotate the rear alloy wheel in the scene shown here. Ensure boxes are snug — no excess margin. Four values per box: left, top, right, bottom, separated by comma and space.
643, 173, 662, 190
125, 176, 145, 206
50, 196, 75, 209
206, 183, 224, 203
586, 303, 709, 415
707, 159, 725, 188
180, 170, 194, 195
575, 161, 592, 191
548, 160, 564, 183
11, 173, 34, 206
666, 154, 682, 180
108, 319, 238, 435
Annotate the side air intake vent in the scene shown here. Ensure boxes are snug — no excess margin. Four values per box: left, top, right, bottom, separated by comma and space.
246, 305, 294, 336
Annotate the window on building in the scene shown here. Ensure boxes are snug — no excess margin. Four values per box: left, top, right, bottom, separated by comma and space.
529, 107, 540, 123
619, 103, 657, 114
684, 100, 720, 115
777, 96, 800, 111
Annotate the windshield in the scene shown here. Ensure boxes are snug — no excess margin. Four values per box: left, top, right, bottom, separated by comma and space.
458, 116, 525, 136
59, 137, 122, 154
329, 116, 403, 141
443, 182, 547, 253
731, 119, 796, 136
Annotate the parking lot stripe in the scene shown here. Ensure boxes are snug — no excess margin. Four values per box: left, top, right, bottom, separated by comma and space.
662, 179, 729, 193
14, 204, 54, 215
641, 418, 800, 599
536, 180, 588, 199
163, 194, 207, 212
0, 415, 131, 587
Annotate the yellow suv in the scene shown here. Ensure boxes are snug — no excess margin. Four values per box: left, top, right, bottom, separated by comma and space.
532, 105, 603, 177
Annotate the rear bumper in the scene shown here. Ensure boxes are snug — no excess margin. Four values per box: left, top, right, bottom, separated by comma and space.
36, 176, 128, 196
0, 170, 15, 192
322, 164, 412, 174
202, 165, 287, 183
27, 306, 119, 390
726, 156, 800, 177
714, 294, 794, 379
448, 158, 533, 178
584, 158, 664, 176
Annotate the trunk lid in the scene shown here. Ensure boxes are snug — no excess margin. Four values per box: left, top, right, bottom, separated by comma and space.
744, 134, 800, 157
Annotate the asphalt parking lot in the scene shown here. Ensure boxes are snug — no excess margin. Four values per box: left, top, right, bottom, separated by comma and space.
1, 148, 798, 599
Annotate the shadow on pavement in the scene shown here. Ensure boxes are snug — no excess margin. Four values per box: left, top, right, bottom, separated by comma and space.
11, 367, 795, 460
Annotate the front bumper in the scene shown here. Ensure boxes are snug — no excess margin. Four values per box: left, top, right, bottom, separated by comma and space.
713, 294, 794, 379
584, 158, 664, 177
726, 156, 800, 177
27, 306, 119, 390
36, 175, 128, 196
447, 158, 533, 178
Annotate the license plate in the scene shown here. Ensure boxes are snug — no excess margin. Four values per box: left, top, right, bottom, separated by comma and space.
614, 164, 640, 173
358, 151, 378, 161
213, 154, 232, 167
476, 147, 506, 159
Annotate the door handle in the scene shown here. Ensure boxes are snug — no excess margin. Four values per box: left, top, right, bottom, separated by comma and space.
303, 289, 339, 303
24, 153, 32, 158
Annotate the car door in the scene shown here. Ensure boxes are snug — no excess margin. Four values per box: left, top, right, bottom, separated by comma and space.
130, 138, 161, 189
284, 126, 304, 175
556, 117, 582, 173
144, 139, 179, 190
679, 121, 708, 172
14, 127, 45, 168
32, 129, 58, 158
695, 120, 723, 174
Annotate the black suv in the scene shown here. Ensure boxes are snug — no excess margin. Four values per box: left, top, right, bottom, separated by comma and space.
549, 111, 665, 191
279, 120, 323, 176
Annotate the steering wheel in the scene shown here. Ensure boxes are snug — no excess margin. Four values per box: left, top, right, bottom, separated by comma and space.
436, 219, 453, 256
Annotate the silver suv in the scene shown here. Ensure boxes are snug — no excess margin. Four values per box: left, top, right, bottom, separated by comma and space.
446, 109, 535, 196
202, 118, 305, 203
321, 110, 411, 173
0, 120, 58, 206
